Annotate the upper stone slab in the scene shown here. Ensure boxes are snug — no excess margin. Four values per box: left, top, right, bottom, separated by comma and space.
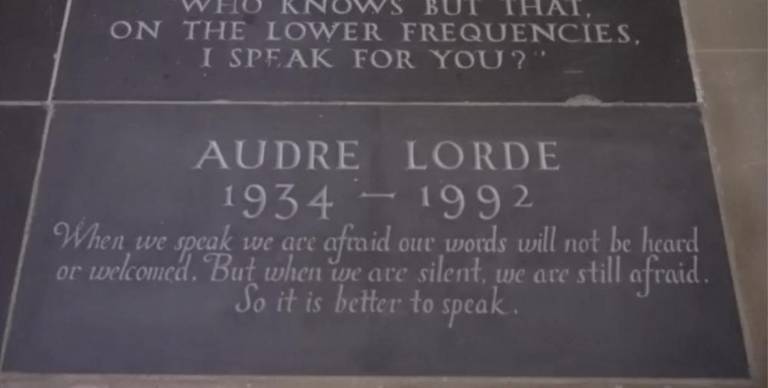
53, 0, 696, 102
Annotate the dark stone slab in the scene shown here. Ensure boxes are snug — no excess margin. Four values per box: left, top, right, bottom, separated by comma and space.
0, 107, 45, 346
5, 105, 745, 377
0, 0, 66, 100
55, 0, 694, 102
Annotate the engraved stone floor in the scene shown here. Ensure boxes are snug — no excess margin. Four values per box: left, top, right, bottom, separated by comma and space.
0, 0, 764, 386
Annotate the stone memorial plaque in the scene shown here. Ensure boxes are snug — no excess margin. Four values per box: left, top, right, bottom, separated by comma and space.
0, 107, 45, 345
0, 0, 66, 100
4, 105, 747, 377
54, 0, 695, 102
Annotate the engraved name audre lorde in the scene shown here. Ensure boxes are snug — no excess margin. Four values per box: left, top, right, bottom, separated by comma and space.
192, 139, 561, 171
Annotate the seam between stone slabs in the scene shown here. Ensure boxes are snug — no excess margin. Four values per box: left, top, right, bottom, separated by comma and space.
681, 0, 704, 103
49, 100, 701, 107
0, 102, 46, 107
45, 0, 72, 105
0, 373, 757, 387
0, 0, 73, 370
688, 0, 766, 375
698, 84, 760, 383
696, 49, 768, 53
682, 1, 758, 379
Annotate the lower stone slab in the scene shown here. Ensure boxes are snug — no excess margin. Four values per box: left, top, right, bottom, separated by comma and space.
3, 105, 747, 378
0, 107, 45, 346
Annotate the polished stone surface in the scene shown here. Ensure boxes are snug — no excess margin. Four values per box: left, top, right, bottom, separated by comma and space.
0, 0, 65, 100
0, 107, 45, 346
4, 105, 747, 377
53, 0, 695, 102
